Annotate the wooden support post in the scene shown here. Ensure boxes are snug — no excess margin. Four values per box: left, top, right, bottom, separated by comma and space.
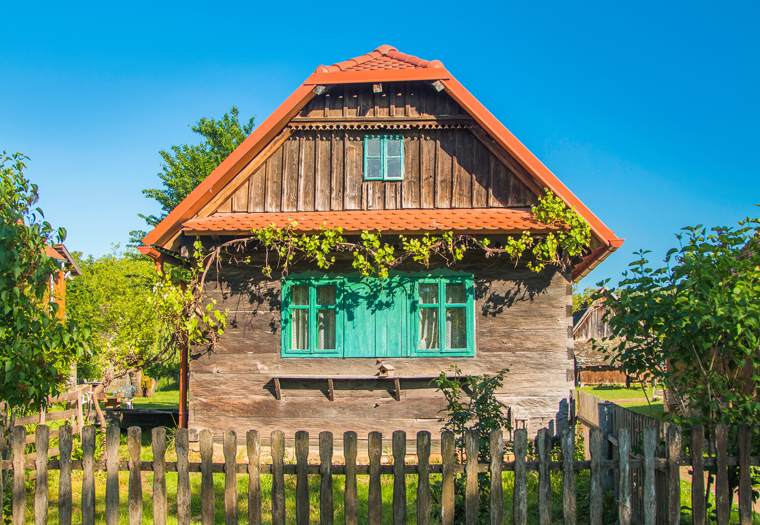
344, 432, 358, 525
618, 428, 631, 525
153, 427, 167, 525
716, 425, 729, 525
666, 425, 682, 525
441, 431, 455, 525
176, 428, 190, 525
34, 425, 49, 525
465, 430, 478, 525
589, 427, 602, 525
82, 425, 96, 525
274, 378, 282, 401
490, 430, 504, 525
200, 429, 214, 525
128, 426, 142, 525
739, 424, 751, 525
320, 432, 334, 525
179, 336, 188, 427
295, 431, 309, 525
106, 426, 120, 525
76, 393, 84, 430
271, 431, 285, 525
223, 430, 238, 525
690, 425, 704, 525
513, 429, 527, 525
394, 378, 401, 401
368, 432, 383, 525
537, 429, 552, 525
11, 426, 26, 525
59, 425, 72, 525
392, 431, 407, 525
247, 430, 261, 525
417, 431, 431, 525
327, 378, 334, 401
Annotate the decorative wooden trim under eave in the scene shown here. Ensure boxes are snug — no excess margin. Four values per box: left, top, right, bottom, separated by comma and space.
304, 68, 451, 85
196, 128, 294, 218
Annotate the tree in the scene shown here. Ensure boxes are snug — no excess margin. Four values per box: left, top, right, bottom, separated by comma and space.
66, 248, 169, 382
0, 152, 90, 411
130, 107, 255, 245
596, 215, 760, 502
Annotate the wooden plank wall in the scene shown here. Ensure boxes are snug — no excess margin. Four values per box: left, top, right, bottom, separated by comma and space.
217, 82, 538, 213
189, 254, 574, 440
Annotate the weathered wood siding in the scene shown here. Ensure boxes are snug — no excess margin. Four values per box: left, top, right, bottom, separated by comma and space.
189, 254, 574, 439
574, 302, 612, 341
216, 82, 538, 213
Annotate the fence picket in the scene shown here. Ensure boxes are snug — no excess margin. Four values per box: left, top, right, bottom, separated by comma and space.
11, 426, 25, 525
153, 427, 168, 525
368, 431, 383, 525
176, 428, 190, 525
271, 430, 285, 525
666, 425, 681, 525
224, 430, 238, 525
441, 431, 455, 525
589, 427, 602, 525
344, 431, 358, 525
690, 425, 704, 525
489, 430, 503, 525
128, 427, 142, 525
106, 426, 120, 525
59, 425, 72, 525
247, 430, 261, 525
393, 431, 407, 525
716, 425, 729, 525
738, 425, 751, 525
537, 428, 551, 525
618, 428, 631, 525
513, 429, 527, 525
295, 431, 309, 525
320, 432, 334, 525
561, 428, 576, 525
417, 431, 431, 525
34, 425, 48, 525
643, 427, 656, 525
82, 425, 96, 525
200, 429, 215, 525
465, 430, 478, 525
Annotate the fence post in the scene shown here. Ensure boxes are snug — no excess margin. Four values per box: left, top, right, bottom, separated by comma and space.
176, 428, 190, 525
247, 430, 261, 525
271, 430, 285, 525
690, 425, 705, 525
490, 430, 503, 525
599, 402, 614, 490
618, 428, 631, 525
34, 425, 49, 525
589, 427, 602, 525
513, 429, 527, 525
666, 425, 681, 525
465, 430, 479, 525
392, 431, 407, 525
223, 430, 238, 525
417, 431, 431, 525
738, 424, 751, 525
82, 425, 96, 525
152, 427, 167, 525
715, 425, 729, 525
59, 425, 72, 525
320, 432, 334, 525
561, 428, 576, 525
11, 426, 25, 525
295, 431, 309, 525
643, 427, 656, 525
128, 426, 142, 525
537, 428, 552, 525
441, 431, 455, 525
106, 426, 120, 525
344, 432, 358, 525
200, 429, 214, 525
368, 431, 383, 525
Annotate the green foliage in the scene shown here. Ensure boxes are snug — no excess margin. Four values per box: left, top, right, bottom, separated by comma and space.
67, 247, 165, 380
530, 190, 591, 272
572, 285, 595, 313
595, 214, 760, 498
0, 152, 90, 411
131, 107, 255, 245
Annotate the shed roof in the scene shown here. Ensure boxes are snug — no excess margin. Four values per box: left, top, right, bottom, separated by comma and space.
141, 45, 623, 281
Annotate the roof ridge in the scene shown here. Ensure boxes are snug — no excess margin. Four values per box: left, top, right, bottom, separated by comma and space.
315, 46, 439, 73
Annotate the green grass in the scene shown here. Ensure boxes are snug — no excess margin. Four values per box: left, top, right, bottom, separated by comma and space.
578, 384, 654, 400
107, 378, 180, 411
618, 399, 666, 420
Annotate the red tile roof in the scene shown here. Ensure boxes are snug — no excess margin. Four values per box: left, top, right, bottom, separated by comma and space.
317, 45, 443, 73
182, 209, 558, 236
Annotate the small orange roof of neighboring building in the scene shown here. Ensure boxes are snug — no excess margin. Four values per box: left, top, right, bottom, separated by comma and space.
182, 209, 560, 236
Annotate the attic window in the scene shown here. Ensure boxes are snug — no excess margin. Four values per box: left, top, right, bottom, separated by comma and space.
364, 135, 404, 181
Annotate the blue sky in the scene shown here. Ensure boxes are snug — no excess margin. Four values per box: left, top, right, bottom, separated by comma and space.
2, 1, 758, 288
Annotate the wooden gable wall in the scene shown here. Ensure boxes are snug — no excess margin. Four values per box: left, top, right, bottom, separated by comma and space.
215, 82, 540, 214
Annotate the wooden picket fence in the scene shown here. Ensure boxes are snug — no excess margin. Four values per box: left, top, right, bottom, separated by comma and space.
1, 423, 757, 525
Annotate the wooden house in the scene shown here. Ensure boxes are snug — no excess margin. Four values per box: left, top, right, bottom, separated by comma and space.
140, 46, 624, 440
573, 299, 627, 386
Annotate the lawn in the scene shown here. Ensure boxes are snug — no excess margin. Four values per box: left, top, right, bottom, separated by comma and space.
130, 378, 180, 411
578, 384, 666, 420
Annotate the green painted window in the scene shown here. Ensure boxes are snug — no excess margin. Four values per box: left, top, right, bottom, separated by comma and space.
364, 135, 404, 181
281, 272, 474, 358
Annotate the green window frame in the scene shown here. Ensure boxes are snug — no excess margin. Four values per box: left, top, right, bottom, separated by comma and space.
281, 273, 474, 358
363, 135, 404, 181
